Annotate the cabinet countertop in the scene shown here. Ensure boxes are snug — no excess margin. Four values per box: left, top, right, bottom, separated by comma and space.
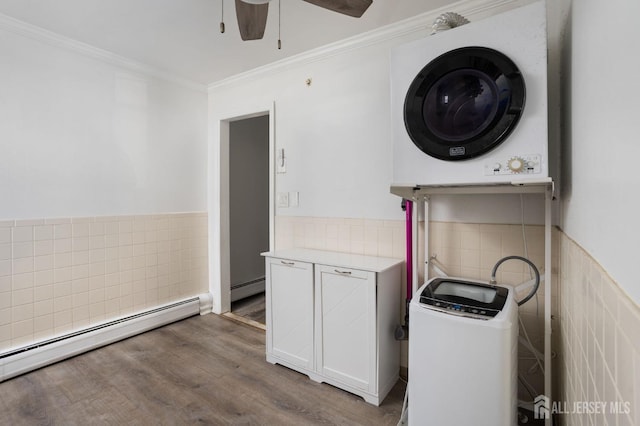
261, 248, 403, 273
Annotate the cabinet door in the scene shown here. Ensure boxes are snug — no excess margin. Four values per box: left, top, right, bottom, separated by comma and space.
315, 265, 376, 392
266, 258, 314, 371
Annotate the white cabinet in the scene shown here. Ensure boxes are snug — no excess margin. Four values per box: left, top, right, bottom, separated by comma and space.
265, 258, 314, 371
315, 265, 376, 393
263, 249, 402, 406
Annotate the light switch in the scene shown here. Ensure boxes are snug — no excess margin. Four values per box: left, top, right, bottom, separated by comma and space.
290, 192, 299, 207
277, 192, 289, 208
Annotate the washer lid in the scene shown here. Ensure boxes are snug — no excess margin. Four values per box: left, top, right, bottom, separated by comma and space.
419, 278, 509, 318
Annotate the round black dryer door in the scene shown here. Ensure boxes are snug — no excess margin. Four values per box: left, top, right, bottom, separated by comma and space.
404, 47, 526, 161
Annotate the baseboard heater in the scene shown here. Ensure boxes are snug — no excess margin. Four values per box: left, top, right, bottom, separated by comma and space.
0, 294, 212, 383
231, 277, 265, 302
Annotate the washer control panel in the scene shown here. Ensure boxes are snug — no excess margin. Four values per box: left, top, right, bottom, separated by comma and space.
418, 278, 509, 320
419, 296, 499, 319
485, 154, 542, 176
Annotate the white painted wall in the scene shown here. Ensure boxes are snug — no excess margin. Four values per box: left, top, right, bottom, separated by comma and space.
208, 0, 554, 229
210, 39, 402, 221
562, 0, 640, 302
0, 26, 208, 220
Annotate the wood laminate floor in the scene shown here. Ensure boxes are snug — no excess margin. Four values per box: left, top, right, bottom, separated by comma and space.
0, 313, 405, 425
231, 292, 266, 325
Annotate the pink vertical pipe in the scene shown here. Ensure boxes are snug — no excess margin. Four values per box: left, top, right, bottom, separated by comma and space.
405, 199, 413, 300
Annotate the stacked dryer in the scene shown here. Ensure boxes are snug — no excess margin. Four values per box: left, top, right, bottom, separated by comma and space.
391, 1, 550, 187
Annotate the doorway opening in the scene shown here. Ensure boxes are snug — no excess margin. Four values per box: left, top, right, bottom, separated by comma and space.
212, 103, 275, 329
228, 115, 269, 326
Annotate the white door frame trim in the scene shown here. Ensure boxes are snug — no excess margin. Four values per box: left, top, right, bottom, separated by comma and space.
208, 101, 276, 314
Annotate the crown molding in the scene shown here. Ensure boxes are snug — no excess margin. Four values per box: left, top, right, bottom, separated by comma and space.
0, 12, 206, 93
207, 0, 533, 90
0, 0, 534, 92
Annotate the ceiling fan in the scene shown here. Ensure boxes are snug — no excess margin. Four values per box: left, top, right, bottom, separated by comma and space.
233, 0, 373, 41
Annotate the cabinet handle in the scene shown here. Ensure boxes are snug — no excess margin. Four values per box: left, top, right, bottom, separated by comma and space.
334, 269, 352, 275
281, 260, 295, 266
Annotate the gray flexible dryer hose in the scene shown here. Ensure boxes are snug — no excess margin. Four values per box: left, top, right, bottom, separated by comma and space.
490, 255, 540, 306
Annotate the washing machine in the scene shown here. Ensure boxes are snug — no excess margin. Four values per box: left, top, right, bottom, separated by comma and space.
408, 277, 518, 426
391, 1, 549, 186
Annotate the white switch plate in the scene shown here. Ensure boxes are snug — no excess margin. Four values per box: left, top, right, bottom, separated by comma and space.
290, 191, 299, 207
276, 192, 289, 208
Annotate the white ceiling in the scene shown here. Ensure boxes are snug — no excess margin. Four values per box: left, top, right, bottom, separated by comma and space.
0, 0, 458, 85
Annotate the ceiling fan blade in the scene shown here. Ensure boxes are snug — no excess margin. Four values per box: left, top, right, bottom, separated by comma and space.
302, 0, 372, 18
235, 0, 269, 40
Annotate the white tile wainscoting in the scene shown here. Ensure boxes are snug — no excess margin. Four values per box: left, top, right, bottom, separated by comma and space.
275, 216, 555, 286
0, 212, 208, 351
275, 216, 556, 312
275, 216, 407, 260
557, 233, 639, 426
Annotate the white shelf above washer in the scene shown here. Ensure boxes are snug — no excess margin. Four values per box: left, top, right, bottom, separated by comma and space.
390, 178, 553, 199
